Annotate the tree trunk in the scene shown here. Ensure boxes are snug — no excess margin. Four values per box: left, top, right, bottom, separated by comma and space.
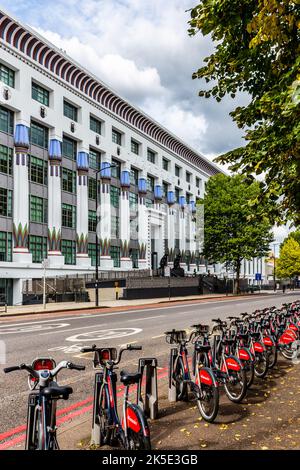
235, 259, 241, 295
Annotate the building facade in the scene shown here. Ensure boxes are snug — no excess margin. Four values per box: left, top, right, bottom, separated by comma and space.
0, 9, 222, 305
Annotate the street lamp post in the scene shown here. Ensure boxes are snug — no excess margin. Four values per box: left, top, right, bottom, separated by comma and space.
272, 242, 280, 292
95, 163, 118, 307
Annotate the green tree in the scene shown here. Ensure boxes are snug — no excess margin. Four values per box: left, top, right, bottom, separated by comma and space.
277, 237, 300, 279
189, 1, 300, 225
201, 174, 273, 292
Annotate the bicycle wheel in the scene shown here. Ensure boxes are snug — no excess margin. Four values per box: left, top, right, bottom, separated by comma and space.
267, 346, 278, 368
241, 360, 255, 388
224, 368, 247, 403
98, 387, 113, 446
127, 428, 151, 450
196, 369, 219, 422
254, 351, 269, 378
174, 357, 187, 401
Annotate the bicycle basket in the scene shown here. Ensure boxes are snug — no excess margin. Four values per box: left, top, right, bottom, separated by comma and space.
93, 348, 118, 368
164, 329, 187, 344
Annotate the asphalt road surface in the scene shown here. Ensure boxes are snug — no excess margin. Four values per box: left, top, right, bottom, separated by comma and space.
0, 292, 299, 448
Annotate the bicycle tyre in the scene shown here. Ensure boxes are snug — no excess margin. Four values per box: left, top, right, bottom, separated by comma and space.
254, 351, 269, 378
267, 345, 278, 368
241, 360, 255, 388
127, 428, 151, 450
174, 357, 188, 401
196, 375, 219, 423
98, 386, 113, 446
224, 368, 247, 403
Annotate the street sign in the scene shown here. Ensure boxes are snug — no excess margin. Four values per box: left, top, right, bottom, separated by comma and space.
255, 273, 262, 281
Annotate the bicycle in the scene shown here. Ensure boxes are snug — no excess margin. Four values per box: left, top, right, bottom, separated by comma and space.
3, 357, 85, 450
165, 328, 219, 422
194, 319, 247, 403
81, 343, 151, 450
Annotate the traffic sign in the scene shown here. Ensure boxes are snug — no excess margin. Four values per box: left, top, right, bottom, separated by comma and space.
255, 273, 262, 281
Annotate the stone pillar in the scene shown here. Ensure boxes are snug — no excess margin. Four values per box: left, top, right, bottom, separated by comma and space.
47, 139, 64, 267
179, 196, 186, 271
154, 184, 162, 211
13, 124, 32, 263
167, 190, 175, 267
76, 152, 91, 267
99, 161, 114, 269
137, 177, 149, 269
120, 169, 131, 269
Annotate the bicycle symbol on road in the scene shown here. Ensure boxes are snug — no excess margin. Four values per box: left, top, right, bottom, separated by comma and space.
65, 328, 142, 342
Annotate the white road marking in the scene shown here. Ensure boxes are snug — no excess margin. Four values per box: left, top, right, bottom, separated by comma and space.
39, 323, 107, 336
0, 323, 70, 335
66, 327, 142, 343
126, 315, 165, 322
152, 334, 164, 339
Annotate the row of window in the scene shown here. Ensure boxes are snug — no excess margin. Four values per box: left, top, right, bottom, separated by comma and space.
0, 63, 203, 186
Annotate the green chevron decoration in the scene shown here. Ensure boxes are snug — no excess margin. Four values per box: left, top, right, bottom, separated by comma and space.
138, 242, 146, 259
76, 233, 88, 254
100, 238, 110, 257
120, 240, 129, 258
48, 227, 61, 252
13, 222, 28, 248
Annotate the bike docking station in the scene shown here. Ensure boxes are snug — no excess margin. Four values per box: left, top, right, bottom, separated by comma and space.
26, 390, 40, 450
168, 347, 183, 402
137, 357, 158, 420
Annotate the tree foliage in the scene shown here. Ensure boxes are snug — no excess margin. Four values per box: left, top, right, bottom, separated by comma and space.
201, 174, 274, 289
277, 237, 300, 278
189, 0, 300, 225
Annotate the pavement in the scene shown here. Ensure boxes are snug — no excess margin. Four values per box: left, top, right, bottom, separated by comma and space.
0, 292, 299, 450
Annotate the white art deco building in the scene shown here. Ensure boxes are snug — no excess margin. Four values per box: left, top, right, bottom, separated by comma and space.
0, 9, 265, 305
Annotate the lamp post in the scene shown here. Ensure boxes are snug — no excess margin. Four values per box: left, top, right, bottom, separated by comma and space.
271, 242, 280, 292
95, 163, 118, 307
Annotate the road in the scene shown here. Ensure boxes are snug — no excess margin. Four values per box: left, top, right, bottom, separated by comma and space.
0, 292, 299, 449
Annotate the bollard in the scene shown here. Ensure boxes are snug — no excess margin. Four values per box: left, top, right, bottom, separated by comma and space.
25, 391, 39, 450
168, 348, 178, 402
137, 358, 158, 420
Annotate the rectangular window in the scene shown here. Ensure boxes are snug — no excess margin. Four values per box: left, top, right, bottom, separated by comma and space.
63, 100, 78, 121
32, 82, 49, 106
175, 187, 180, 203
112, 129, 122, 145
186, 172, 191, 183
131, 140, 139, 155
196, 177, 202, 188
175, 165, 181, 177
90, 116, 102, 134
30, 196, 47, 223
111, 159, 120, 179
61, 239, 76, 265
110, 186, 120, 208
88, 210, 97, 232
29, 235, 47, 263
88, 243, 100, 267
30, 121, 48, 149
62, 136, 77, 160
186, 193, 191, 204
89, 149, 101, 170
162, 158, 169, 171
129, 192, 138, 211
0, 63, 15, 88
110, 245, 120, 267
131, 248, 139, 268
145, 198, 153, 208
130, 168, 139, 186
111, 215, 119, 239
147, 149, 156, 164
162, 181, 169, 198
0, 145, 12, 175
88, 177, 97, 200
0, 106, 14, 134
62, 203, 76, 229
62, 168, 76, 193
0, 231, 12, 261
29, 156, 47, 185
0, 188, 12, 217
147, 175, 155, 192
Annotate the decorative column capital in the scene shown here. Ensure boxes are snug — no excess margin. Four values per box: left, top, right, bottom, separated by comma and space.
49, 139, 62, 162
138, 177, 147, 194
14, 124, 30, 152
167, 190, 175, 205
121, 170, 130, 189
154, 185, 163, 201
76, 152, 89, 172
100, 161, 112, 180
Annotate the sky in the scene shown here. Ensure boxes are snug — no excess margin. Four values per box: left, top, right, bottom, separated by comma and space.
1, 0, 288, 243
1, 0, 247, 161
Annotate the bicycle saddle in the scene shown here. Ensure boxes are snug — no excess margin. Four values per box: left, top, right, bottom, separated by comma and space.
120, 371, 141, 386
41, 384, 73, 399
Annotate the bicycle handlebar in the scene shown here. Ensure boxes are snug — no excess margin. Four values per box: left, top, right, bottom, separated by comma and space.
4, 361, 85, 377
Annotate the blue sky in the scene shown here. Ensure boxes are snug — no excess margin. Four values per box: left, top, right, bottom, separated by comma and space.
1, 0, 247, 160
